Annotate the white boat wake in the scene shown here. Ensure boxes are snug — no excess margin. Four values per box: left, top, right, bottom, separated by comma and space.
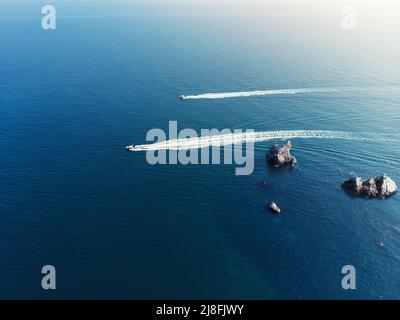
127, 130, 356, 151
179, 87, 339, 100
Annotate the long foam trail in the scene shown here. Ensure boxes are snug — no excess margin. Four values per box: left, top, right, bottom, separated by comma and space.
129, 130, 355, 151
179, 87, 339, 100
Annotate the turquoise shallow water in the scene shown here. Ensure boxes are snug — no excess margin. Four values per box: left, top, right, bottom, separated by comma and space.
0, 1, 399, 299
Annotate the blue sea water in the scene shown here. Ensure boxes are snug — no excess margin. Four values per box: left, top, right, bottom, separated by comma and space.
0, 1, 400, 299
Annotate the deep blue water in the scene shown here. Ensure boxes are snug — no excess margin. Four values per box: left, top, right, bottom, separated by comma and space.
1, 1, 400, 299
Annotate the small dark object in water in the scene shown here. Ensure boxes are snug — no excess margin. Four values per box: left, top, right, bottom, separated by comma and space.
259, 181, 268, 187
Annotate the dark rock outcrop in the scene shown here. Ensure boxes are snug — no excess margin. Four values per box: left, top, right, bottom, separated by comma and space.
268, 201, 281, 213
342, 175, 397, 199
267, 141, 297, 167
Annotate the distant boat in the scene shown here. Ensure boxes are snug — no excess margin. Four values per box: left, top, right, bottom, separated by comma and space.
126, 145, 135, 151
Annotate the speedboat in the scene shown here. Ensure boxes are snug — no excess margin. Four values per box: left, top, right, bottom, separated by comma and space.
125, 145, 135, 151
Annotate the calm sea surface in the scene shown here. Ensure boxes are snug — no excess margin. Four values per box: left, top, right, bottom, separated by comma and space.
1, 1, 399, 299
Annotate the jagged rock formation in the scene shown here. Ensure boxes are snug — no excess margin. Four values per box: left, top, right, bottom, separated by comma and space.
267, 141, 297, 167
342, 176, 397, 199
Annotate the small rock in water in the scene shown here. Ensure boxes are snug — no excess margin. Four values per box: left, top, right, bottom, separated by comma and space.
342, 175, 397, 199
268, 201, 281, 213
259, 181, 268, 188
267, 141, 297, 167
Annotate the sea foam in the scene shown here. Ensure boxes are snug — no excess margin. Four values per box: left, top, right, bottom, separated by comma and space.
130, 130, 355, 151
179, 87, 339, 100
